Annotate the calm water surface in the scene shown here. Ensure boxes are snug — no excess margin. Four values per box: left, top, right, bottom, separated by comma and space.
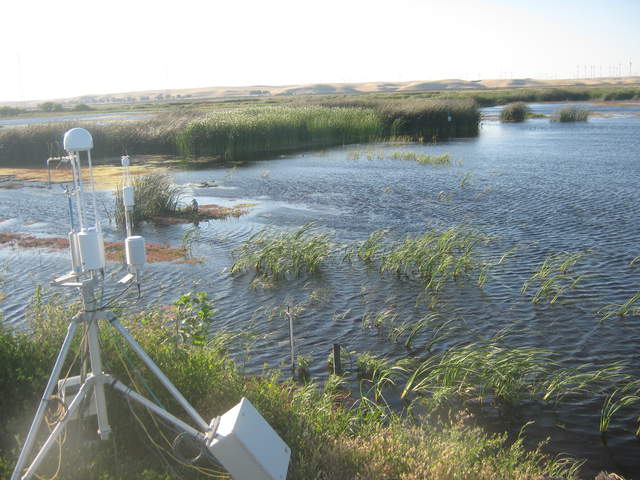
2, 103, 640, 477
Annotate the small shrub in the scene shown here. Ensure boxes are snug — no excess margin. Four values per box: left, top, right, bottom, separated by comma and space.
500, 102, 528, 122
552, 106, 590, 122
72, 103, 92, 111
114, 173, 182, 227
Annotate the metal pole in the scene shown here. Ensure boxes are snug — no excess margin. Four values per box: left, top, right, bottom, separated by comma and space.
20, 379, 94, 480
81, 281, 111, 439
109, 378, 205, 441
11, 318, 80, 480
108, 317, 209, 431
87, 315, 111, 440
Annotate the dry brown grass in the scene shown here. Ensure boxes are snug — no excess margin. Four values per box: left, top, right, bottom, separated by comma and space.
0, 164, 164, 190
0, 232, 187, 263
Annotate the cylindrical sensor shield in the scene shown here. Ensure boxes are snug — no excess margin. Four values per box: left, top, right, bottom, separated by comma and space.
125, 236, 146, 267
78, 230, 103, 271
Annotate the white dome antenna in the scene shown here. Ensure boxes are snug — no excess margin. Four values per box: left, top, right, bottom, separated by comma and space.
63, 127, 93, 152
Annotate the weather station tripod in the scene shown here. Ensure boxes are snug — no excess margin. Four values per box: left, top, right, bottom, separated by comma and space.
12, 128, 290, 480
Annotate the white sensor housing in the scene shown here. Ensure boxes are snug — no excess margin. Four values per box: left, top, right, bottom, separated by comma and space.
63, 128, 93, 152
207, 398, 290, 480
78, 230, 104, 271
122, 186, 135, 208
125, 236, 146, 267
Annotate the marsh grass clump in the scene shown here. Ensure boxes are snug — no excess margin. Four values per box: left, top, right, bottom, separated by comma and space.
500, 102, 529, 122
400, 341, 624, 409
389, 315, 461, 350
600, 379, 640, 435
114, 173, 182, 228
231, 222, 332, 280
388, 151, 451, 165
521, 251, 589, 303
347, 227, 489, 294
552, 106, 590, 122
344, 230, 387, 264
379, 227, 487, 292
598, 291, 640, 320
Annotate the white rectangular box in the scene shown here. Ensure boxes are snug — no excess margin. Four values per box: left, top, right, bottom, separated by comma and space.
207, 397, 290, 480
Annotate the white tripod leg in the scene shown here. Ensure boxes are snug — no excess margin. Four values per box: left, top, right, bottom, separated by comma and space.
108, 317, 208, 431
108, 377, 204, 441
11, 318, 80, 480
87, 316, 111, 439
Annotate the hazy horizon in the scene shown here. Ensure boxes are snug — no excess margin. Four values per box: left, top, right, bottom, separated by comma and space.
1, 0, 638, 102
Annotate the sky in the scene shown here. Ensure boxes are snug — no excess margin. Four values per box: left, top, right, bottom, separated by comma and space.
1, 0, 638, 102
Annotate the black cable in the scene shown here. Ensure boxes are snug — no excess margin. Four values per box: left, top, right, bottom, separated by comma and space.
84, 280, 137, 313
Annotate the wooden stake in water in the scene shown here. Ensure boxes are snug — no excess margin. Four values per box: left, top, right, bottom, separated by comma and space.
287, 307, 295, 376
333, 343, 342, 376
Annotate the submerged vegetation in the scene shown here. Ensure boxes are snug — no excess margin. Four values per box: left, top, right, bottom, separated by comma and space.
500, 102, 529, 122
389, 151, 451, 165
347, 149, 452, 165
552, 106, 591, 122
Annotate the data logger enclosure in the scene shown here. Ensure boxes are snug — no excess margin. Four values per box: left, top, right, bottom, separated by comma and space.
207, 397, 290, 480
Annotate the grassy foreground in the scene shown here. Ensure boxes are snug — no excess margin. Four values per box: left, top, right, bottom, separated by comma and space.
0, 295, 589, 480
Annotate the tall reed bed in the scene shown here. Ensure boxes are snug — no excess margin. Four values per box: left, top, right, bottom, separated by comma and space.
1, 99, 480, 166
318, 97, 480, 139
176, 106, 382, 160
0, 111, 196, 166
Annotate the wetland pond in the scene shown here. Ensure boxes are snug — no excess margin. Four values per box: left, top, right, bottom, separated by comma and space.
2, 102, 640, 477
